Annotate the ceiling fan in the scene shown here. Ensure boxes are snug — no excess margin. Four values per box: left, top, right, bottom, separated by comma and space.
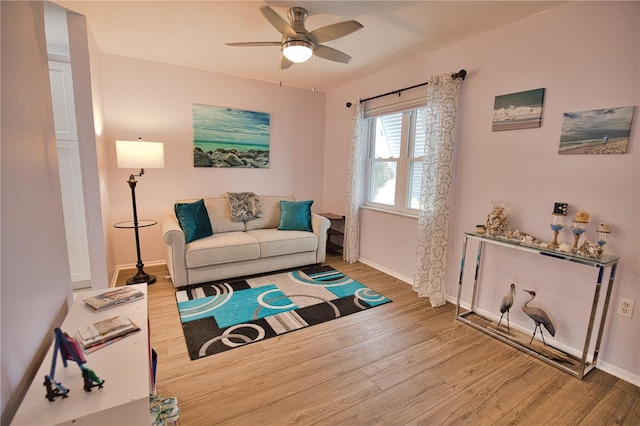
226, 6, 363, 69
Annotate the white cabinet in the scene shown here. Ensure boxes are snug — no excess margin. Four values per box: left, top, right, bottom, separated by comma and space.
11, 285, 151, 425
48, 61, 77, 141
49, 61, 91, 288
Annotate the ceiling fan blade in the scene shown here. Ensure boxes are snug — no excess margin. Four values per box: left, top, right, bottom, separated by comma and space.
315, 45, 352, 64
226, 42, 281, 47
280, 55, 293, 70
308, 21, 363, 44
260, 6, 296, 37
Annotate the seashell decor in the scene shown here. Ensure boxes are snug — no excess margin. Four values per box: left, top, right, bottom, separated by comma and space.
486, 201, 509, 235
578, 240, 603, 258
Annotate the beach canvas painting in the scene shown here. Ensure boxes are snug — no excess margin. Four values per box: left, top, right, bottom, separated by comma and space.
492, 88, 545, 131
193, 104, 270, 168
558, 106, 634, 154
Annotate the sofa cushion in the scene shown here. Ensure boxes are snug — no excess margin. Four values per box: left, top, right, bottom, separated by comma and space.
174, 199, 213, 243
226, 192, 262, 222
185, 232, 260, 268
204, 198, 246, 233
279, 200, 313, 231
245, 229, 318, 258
245, 195, 295, 231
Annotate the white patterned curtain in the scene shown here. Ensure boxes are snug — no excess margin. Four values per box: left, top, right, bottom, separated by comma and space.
413, 74, 462, 307
343, 98, 365, 263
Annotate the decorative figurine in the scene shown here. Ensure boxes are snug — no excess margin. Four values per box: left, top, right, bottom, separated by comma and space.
549, 202, 568, 249
571, 210, 589, 250
498, 283, 516, 333
521, 290, 556, 346
81, 366, 105, 392
44, 328, 104, 401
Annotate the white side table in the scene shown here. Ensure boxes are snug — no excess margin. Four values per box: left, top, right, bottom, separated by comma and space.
12, 285, 151, 425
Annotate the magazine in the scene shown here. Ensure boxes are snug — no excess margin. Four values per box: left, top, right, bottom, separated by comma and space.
76, 315, 140, 350
83, 287, 144, 312
81, 330, 140, 354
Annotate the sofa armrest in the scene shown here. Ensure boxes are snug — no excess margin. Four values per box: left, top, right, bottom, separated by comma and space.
311, 213, 331, 264
161, 215, 188, 288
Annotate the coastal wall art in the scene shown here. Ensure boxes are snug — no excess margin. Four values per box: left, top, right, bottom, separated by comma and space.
492, 88, 545, 131
558, 106, 635, 154
192, 104, 270, 168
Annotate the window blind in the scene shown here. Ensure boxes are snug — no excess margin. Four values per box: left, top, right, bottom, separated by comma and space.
363, 86, 427, 119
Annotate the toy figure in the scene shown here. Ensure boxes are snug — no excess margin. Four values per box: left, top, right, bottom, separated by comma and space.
44, 328, 104, 401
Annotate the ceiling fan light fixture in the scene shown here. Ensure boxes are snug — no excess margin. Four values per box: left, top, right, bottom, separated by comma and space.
282, 39, 313, 63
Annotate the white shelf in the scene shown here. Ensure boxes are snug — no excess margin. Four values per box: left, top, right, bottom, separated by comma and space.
12, 285, 150, 425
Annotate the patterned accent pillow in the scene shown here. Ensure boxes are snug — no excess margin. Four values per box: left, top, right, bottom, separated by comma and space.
227, 192, 262, 222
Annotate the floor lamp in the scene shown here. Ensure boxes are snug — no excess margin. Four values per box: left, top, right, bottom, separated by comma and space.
116, 139, 164, 285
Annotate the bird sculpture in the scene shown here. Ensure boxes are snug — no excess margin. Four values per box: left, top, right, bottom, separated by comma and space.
521, 290, 556, 345
498, 283, 516, 333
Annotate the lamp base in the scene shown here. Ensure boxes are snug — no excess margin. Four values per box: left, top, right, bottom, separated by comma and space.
126, 273, 156, 285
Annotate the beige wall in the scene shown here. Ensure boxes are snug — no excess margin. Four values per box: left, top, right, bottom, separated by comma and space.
67, 12, 110, 289
324, 1, 640, 382
99, 55, 327, 267
1, 2, 73, 423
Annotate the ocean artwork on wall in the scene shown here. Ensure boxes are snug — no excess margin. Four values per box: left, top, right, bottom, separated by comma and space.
492, 88, 545, 131
192, 104, 270, 168
558, 106, 634, 154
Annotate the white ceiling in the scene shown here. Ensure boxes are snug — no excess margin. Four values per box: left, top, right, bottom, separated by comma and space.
52, 1, 563, 91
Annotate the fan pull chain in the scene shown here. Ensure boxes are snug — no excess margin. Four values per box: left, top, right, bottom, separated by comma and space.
312, 53, 316, 92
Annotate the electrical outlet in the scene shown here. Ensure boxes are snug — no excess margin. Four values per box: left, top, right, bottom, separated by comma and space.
617, 298, 635, 319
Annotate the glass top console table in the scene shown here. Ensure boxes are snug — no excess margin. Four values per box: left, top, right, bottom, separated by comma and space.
114, 219, 157, 229
456, 232, 619, 379
114, 220, 158, 285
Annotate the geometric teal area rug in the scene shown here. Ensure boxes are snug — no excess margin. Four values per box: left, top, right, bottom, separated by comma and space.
175, 265, 391, 360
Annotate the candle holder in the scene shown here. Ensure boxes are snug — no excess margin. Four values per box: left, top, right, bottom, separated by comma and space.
571, 210, 589, 250
597, 221, 611, 249
550, 215, 566, 249
571, 222, 587, 249
549, 202, 568, 249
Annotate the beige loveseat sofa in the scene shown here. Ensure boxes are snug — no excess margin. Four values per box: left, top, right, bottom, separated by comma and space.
161, 195, 330, 288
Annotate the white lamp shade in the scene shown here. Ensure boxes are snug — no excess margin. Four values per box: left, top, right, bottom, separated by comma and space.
282, 40, 313, 63
116, 140, 165, 169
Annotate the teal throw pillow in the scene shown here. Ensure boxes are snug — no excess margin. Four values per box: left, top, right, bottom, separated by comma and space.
174, 199, 213, 243
278, 200, 313, 231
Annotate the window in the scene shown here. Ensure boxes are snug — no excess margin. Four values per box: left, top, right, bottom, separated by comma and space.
366, 107, 427, 215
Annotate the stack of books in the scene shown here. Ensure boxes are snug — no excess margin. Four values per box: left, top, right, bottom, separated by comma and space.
76, 315, 140, 353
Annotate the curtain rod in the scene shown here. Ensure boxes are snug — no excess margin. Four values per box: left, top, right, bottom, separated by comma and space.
346, 69, 466, 108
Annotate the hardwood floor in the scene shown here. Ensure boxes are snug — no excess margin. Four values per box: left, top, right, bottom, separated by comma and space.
124, 254, 639, 425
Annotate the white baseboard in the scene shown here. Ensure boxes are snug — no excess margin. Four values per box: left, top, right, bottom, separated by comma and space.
359, 258, 640, 387
357, 256, 414, 285
595, 361, 640, 387
111, 259, 167, 288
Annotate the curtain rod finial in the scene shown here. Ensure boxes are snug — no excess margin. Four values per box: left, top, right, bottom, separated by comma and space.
455, 69, 467, 80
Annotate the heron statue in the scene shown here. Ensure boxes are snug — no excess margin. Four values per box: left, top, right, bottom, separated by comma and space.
521, 290, 556, 345
498, 283, 516, 333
